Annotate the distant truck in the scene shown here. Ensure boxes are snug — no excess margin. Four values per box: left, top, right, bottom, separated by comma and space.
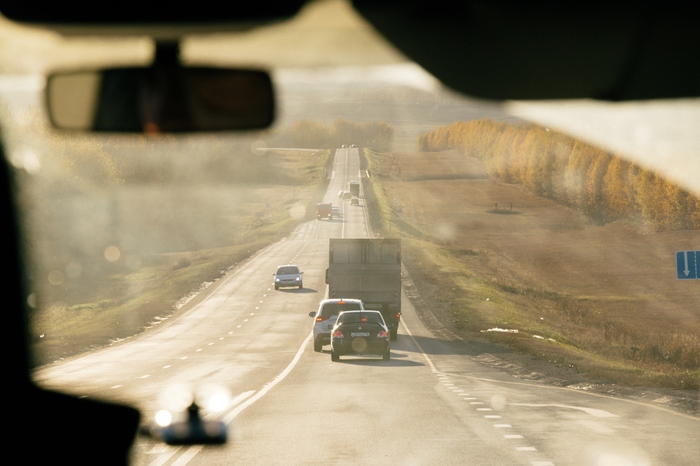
326, 238, 401, 340
348, 181, 360, 197
316, 203, 332, 220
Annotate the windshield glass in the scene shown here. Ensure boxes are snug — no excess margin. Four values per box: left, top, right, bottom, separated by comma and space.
338, 311, 384, 325
320, 301, 363, 316
0, 1, 698, 465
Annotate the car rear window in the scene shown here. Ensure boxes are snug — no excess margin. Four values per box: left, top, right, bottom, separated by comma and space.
277, 266, 299, 275
319, 301, 362, 317
338, 312, 384, 324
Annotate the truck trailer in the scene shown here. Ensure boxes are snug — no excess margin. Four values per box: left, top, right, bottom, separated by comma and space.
326, 238, 401, 340
348, 181, 360, 197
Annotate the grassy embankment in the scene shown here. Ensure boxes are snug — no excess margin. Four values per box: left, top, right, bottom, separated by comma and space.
30, 148, 331, 365
363, 147, 700, 390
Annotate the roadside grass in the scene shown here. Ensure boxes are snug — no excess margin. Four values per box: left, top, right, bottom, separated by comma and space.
30, 149, 330, 365
366, 149, 700, 390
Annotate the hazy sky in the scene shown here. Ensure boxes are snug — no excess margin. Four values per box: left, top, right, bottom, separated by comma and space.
0, 0, 698, 197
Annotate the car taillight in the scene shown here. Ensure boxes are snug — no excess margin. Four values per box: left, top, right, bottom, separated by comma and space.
377, 330, 388, 338
316, 315, 328, 322
333, 330, 344, 337
394, 313, 401, 320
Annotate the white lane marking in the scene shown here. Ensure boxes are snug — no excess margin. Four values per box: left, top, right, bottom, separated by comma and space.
510, 403, 618, 418
244, 319, 249, 322
146, 444, 172, 454
170, 446, 204, 466
221, 331, 313, 425
484, 415, 502, 419
250, 313, 255, 316
219, 337, 224, 340
196, 349, 202, 352
477, 408, 493, 411
161, 332, 313, 466
463, 397, 477, 400
517, 447, 538, 452
208, 343, 214, 346
400, 318, 438, 373
148, 391, 255, 466
494, 424, 512, 428
139, 375, 150, 379
147, 446, 182, 466
110, 385, 122, 389
219, 390, 256, 421
531, 462, 555, 466
163, 365, 171, 369
505, 435, 524, 439
470, 402, 484, 405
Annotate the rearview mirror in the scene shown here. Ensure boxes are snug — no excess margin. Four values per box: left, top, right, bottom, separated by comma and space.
46, 66, 275, 133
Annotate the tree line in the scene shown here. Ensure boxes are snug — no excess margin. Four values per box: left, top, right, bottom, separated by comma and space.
417, 119, 700, 231
273, 119, 394, 152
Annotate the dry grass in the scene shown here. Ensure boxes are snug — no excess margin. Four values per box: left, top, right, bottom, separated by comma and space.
368, 149, 700, 389
28, 149, 331, 365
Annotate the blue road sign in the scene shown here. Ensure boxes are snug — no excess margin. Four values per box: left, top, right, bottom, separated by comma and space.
676, 250, 700, 279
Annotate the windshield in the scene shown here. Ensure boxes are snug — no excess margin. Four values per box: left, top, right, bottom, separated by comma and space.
0, 1, 698, 465
338, 311, 384, 325
319, 300, 363, 317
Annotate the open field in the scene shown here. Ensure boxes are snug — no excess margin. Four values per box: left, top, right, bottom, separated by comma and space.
366, 149, 700, 390
28, 149, 331, 365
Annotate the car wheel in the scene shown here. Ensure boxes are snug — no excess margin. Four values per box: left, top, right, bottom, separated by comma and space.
331, 351, 339, 362
390, 328, 397, 340
314, 339, 322, 352
298, 283, 303, 289
383, 349, 390, 361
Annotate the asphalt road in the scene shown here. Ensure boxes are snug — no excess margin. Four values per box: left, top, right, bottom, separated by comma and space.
34, 148, 699, 466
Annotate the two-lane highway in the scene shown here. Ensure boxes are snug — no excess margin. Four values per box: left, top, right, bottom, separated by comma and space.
34, 147, 699, 465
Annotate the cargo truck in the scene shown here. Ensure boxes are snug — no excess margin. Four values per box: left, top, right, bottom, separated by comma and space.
316, 203, 332, 219
325, 238, 401, 340
348, 181, 360, 197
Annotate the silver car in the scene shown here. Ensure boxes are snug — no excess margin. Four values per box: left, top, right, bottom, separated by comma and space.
309, 298, 364, 352
273, 265, 303, 290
